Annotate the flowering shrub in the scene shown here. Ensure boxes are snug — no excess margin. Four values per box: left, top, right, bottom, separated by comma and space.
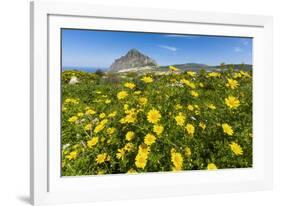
61, 68, 252, 176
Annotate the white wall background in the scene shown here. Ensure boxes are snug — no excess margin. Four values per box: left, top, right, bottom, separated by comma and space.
0, 0, 280, 205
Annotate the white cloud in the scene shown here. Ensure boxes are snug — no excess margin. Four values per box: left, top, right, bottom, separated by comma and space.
158, 45, 177, 52
234, 47, 242, 52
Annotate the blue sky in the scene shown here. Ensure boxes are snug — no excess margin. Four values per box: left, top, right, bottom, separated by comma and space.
62, 29, 252, 68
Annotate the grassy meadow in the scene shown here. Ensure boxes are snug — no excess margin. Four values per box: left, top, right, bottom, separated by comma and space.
61, 67, 252, 176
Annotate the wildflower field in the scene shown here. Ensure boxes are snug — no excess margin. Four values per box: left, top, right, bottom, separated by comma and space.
61, 67, 252, 176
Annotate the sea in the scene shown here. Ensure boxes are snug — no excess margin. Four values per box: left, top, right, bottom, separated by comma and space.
62, 66, 108, 73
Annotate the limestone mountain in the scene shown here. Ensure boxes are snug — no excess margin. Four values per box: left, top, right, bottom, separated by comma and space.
109, 49, 157, 72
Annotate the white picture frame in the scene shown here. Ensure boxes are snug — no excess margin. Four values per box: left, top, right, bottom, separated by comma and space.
30, 0, 273, 205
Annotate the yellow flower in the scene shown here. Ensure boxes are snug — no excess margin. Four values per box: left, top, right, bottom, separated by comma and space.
135, 145, 150, 169
107, 127, 116, 135
190, 90, 199, 97
100, 119, 108, 125
185, 123, 195, 135
141, 76, 153, 83
144, 133, 156, 145
226, 78, 239, 89
147, 109, 161, 124
108, 111, 117, 117
207, 103, 216, 110
123, 104, 129, 110
175, 112, 186, 126
225, 96, 240, 109
124, 82, 136, 89
68, 116, 78, 123
85, 109, 96, 115
175, 104, 183, 110
199, 83, 204, 87
105, 99, 111, 104
64, 98, 79, 104
185, 146, 192, 157
125, 131, 135, 141
84, 123, 92, 131
240, 71, 251, 78
138, 144, 150, 155
222, 123, 234, 136
229, 142, 243, 155
116, 148, 126, 160
94, 123, 105, 133
187, 71, 196, 77
207, 163, 217, 170
135, 154, 148, 169
87, 137, 99, 148
123, 112, 137, 124
199, 122, 206, 130
74, 113, 83, 119
66, 151, 78, 160
134, 91, 142, 95
139, 97, 148, 105
117, 91, 128, 100
96, 153, 108, 164
180, 79, 196, 89
208, 72, 221, 77
171, 150, 183, 171
153, 124, 164, 136
169, 65, 179, 72
187, 105, 194, 111
99, 113, 106, 119
124, 142, 134, 151
127, 168, 137, 174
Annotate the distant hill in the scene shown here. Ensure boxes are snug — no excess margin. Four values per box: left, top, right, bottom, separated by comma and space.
109, 49, 157, 72
211, 64, 252, 71
160, 63, 252, 71
108, 49, 252, 73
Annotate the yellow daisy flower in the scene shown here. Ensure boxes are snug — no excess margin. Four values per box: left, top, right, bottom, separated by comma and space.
144, 133, 156, 145
96, 153, 107, 164
185, 123, 195, 135
68, 116, 78, 123
175, 112, 186, 126
207, 163, 217, 170
87, 137, 99, 148
124, 82, 136, 89
190, 90, 199, 97
141, 76, 153, 83
139, 97, 148, 105
222, 123, 234, 136
147, 109, 161, 124
84, 123, 92, 131
226, 78, 239, 89
66, 151, 78, 160
229, 142, 243, 155
171, 150, 183, 171
125, 131, 135, 141
225, 96, 240, 109
185, 146, 192, 157
153, 124, 164, 136
199, 122, 206, 130
117, 91, 128, 100
116, 148, 126, 160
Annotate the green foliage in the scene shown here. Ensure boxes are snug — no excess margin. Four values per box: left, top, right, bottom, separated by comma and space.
61, 69, 252, 176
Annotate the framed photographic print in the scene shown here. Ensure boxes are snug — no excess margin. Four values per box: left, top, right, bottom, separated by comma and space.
30, 0, 273, 205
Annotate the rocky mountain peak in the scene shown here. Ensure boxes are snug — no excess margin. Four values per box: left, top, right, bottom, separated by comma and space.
109, 49, 157, 72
